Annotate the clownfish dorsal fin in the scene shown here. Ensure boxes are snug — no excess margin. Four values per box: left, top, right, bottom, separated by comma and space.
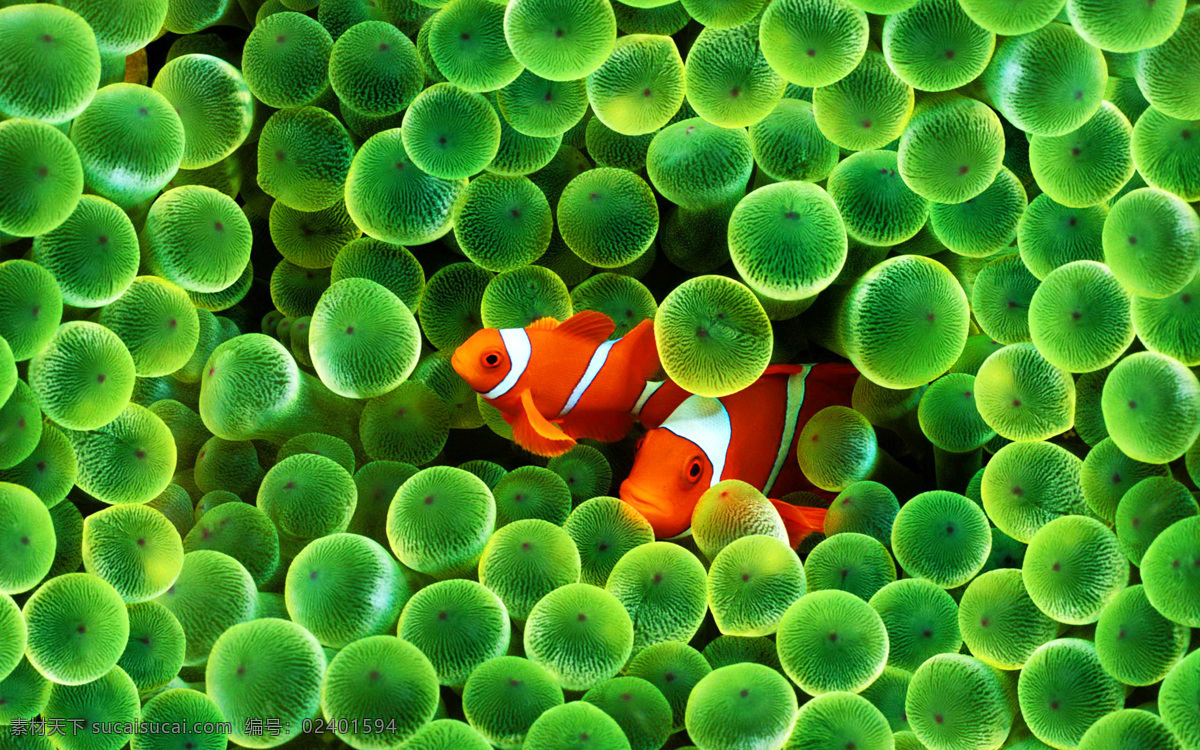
769, 498, 827, 549
512, 389, 576, 457
554, 311, 617, 343
624, 318, 663, 383
528, 317, 561, 331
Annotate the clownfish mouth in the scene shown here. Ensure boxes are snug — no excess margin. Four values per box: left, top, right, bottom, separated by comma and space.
449, 350, 474, 389
619, 480, 683, 537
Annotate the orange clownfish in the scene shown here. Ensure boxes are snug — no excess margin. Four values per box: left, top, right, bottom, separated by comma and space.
451, 311, 661, 457
620, 362, 860, 547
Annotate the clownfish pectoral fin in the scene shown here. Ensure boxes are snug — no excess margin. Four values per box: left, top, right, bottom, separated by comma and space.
769, 499, 827, 549
513, 389, 576, 457
562, 411, 635, 443
554, 311, 617, 343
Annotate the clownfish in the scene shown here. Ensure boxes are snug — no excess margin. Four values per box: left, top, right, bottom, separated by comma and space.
451, 311, 661, 457
620, 362, 860, 547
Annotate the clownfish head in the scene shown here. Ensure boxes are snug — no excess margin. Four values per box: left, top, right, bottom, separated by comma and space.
619, 428, 714, 539
451, 328, 519, 397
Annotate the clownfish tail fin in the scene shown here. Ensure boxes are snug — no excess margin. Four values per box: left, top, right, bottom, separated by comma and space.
769, 498, 827, 549
808, 362, 861, 407
762, 364, 810, 377
624, 318, 662, 382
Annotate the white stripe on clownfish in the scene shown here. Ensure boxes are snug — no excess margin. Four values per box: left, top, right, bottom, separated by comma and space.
659, 394, 732, 489
558, 338, 618, 417
482, 328, 531, 400
763, 368, 811, 496
631, 380, 664, 417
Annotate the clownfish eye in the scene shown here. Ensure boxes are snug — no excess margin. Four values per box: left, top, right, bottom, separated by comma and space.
685, 458, 703, 482
482, 351, 501, 368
